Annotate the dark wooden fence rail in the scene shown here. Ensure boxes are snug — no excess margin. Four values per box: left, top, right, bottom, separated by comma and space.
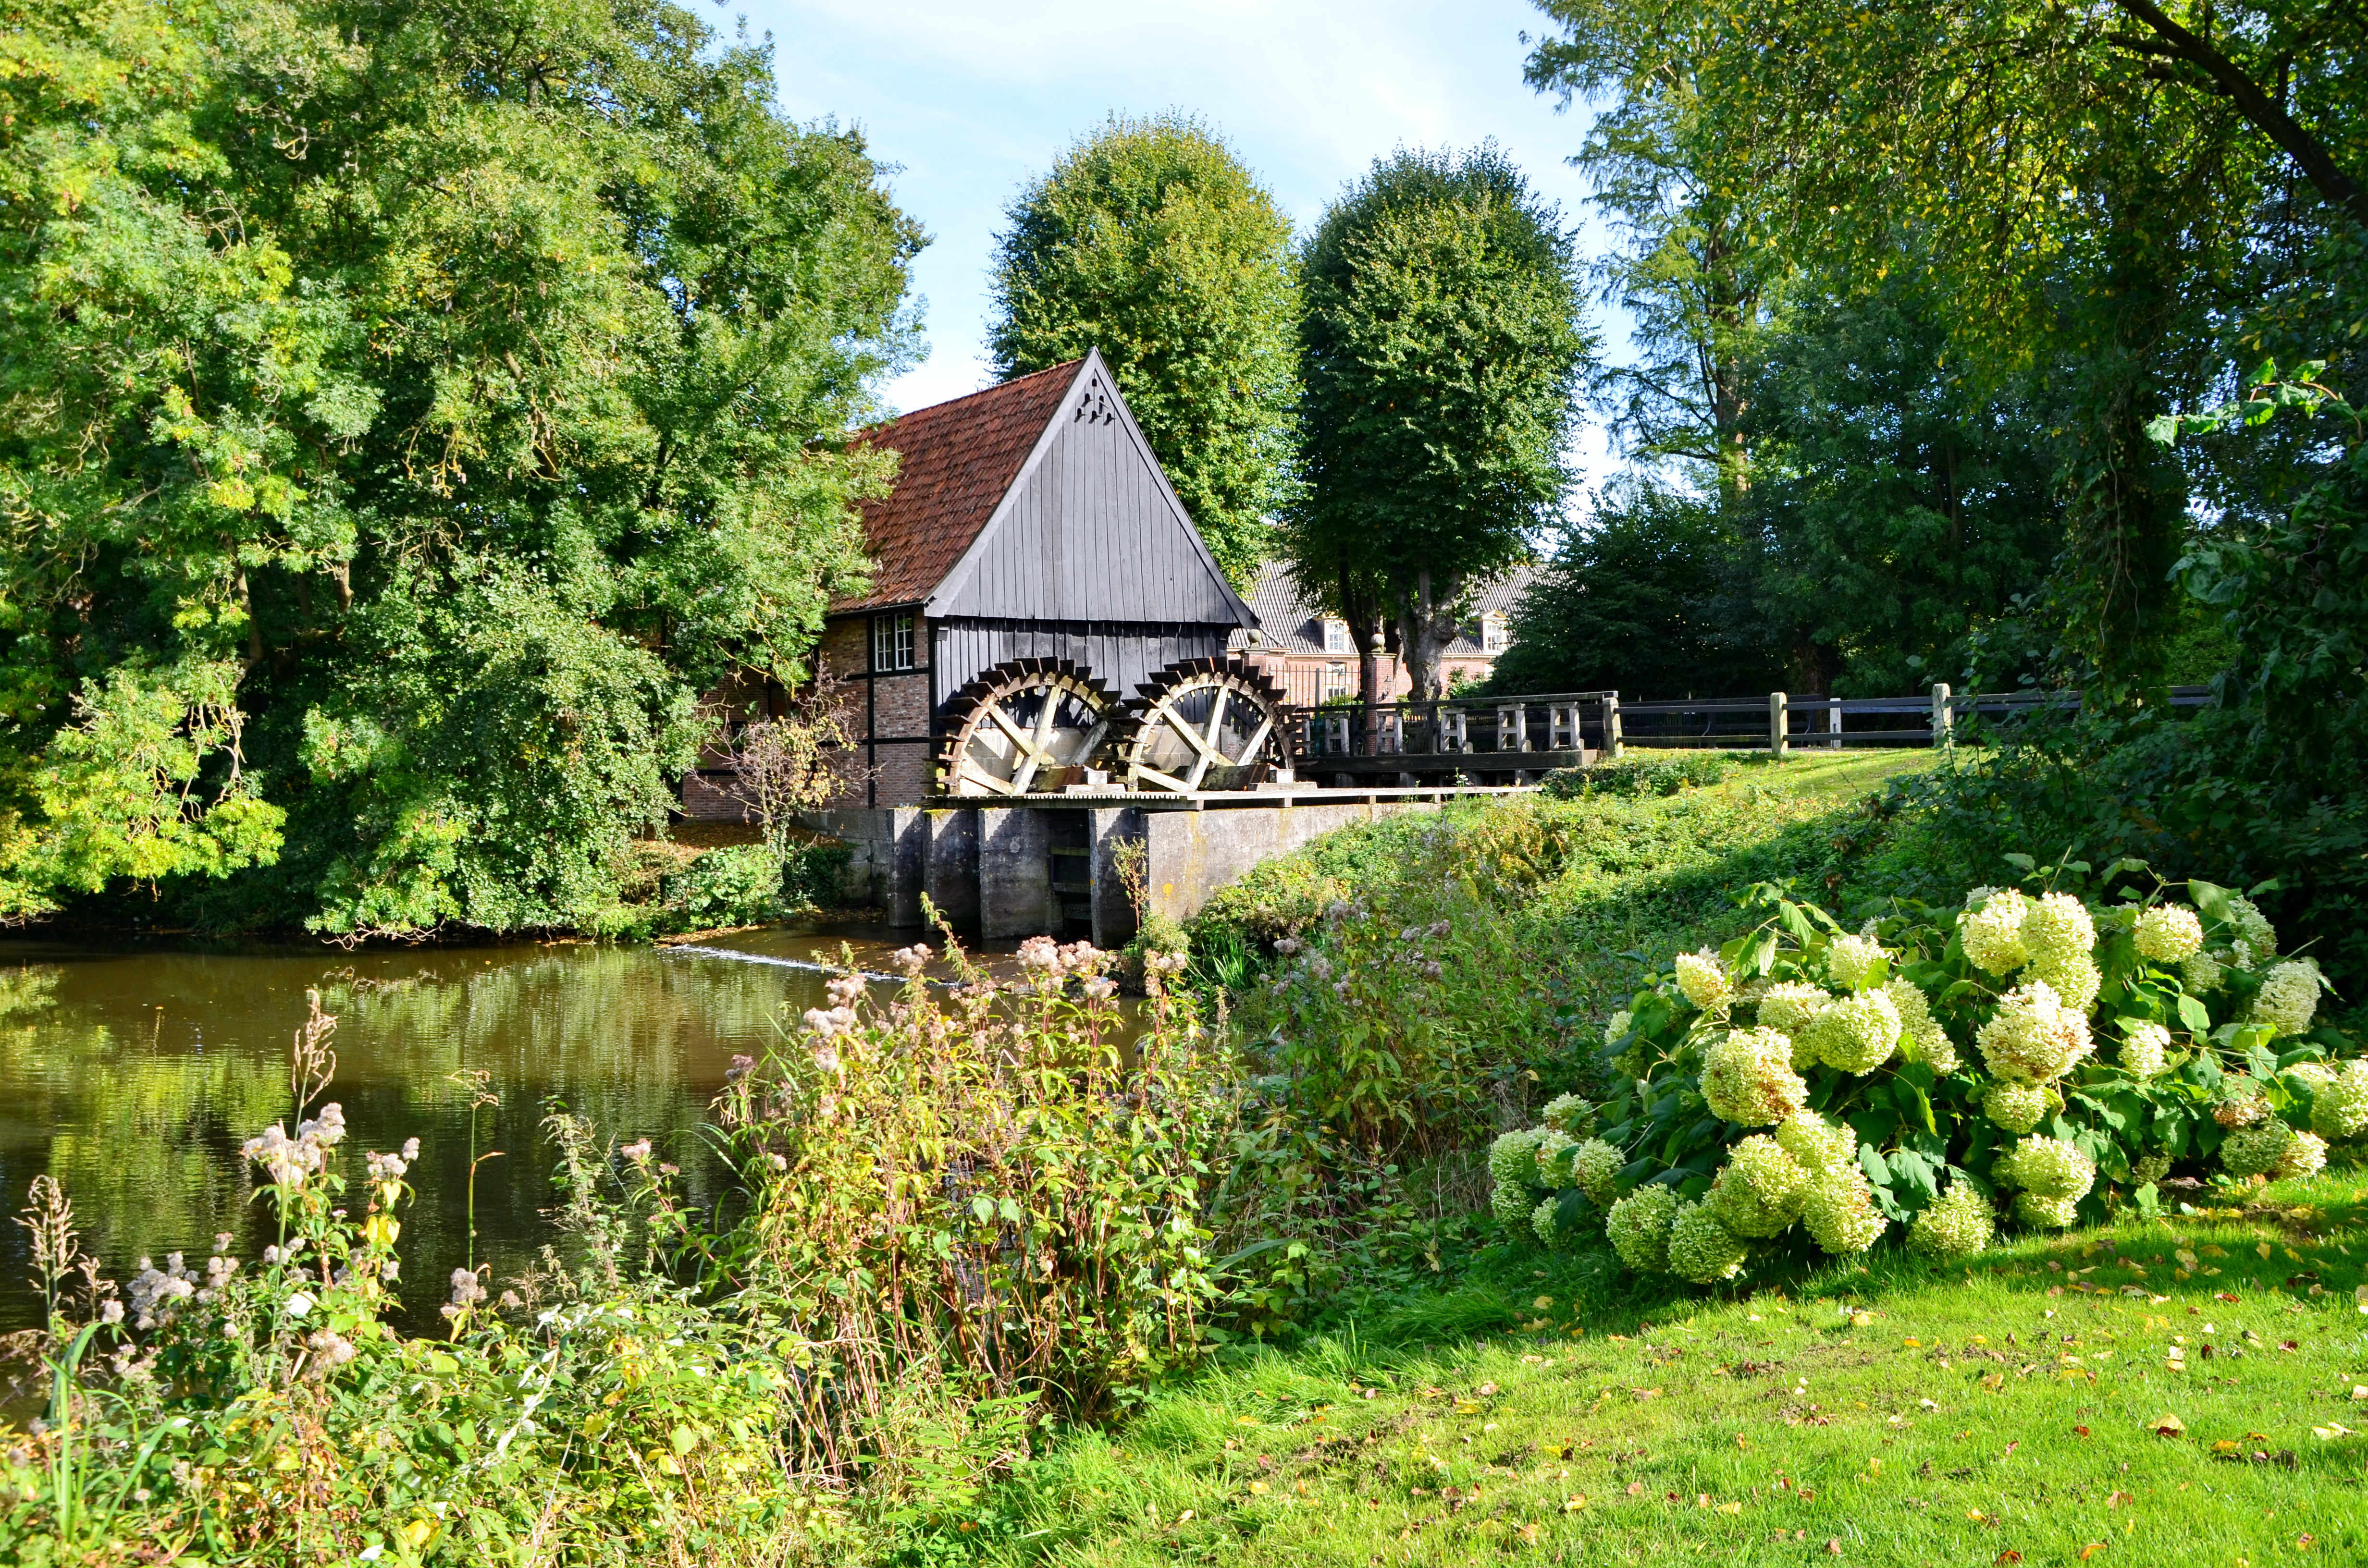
1285, 684, 2216, 770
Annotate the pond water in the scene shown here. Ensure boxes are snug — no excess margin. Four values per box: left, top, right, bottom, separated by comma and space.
0, 925, 963, 1335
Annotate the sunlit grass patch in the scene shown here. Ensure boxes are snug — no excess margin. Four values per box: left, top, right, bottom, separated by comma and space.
1004, 1179, 2368, 1566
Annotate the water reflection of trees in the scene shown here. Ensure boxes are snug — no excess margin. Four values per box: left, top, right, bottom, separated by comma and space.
0, 947, 817, 1331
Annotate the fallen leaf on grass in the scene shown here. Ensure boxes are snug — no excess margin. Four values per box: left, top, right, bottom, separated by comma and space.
1563, 1495, 1587, 1512
2080, 1544, 2107, 1560
1626, 1482, 1644, 1496
2107, 1491, 2134, 1508
2074, 1425, 2091, 1437
1998, 1552, 2024, 1564
1824, 1541, 1841, 1556
2152, 1414, 2186, 1437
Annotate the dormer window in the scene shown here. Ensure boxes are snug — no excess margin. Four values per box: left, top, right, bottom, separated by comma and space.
1481, 614, 1508, 655
1322, 618, 1352, 655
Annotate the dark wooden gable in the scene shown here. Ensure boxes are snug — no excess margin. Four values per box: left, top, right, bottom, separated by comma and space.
924, 352, 1254, 627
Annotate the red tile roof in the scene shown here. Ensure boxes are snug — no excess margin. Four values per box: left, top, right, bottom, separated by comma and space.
832, 360, 1081, 613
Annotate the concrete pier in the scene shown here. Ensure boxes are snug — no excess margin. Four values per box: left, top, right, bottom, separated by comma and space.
808, 787, 1528, 944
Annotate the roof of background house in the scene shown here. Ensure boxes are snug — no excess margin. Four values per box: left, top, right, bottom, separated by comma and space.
1235, 560, 1538, 657
832, 359, 1083, 613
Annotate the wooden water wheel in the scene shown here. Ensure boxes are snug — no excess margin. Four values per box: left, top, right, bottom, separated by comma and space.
936, 659, 1119, 796
1118, 659, 1288, 793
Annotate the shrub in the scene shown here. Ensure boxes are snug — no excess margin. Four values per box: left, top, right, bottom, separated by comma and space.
1483, 861, 2367, 1284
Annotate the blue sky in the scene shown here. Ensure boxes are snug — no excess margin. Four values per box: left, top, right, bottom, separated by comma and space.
739, 0, 1620, 491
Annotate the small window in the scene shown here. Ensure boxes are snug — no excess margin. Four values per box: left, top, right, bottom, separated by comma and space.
1323, 662, 1351, 699
871, 612, 915, 672
1322, 618, 1352, 655
1481, 615, 1508, 655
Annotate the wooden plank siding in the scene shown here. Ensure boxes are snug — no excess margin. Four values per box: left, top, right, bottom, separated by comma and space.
931, 618, 1233, 710
926, 359, 1249, 628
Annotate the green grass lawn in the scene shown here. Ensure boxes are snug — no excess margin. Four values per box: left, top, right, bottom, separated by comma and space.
1005, 1172, 2368, 1567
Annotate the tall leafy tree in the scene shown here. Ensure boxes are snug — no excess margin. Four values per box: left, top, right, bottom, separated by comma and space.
1287, 146, 1592, 700
1737, 274, 2067, 695
988, 113, 1297, 586
1526, 3, 1788, 498
1528, 0, 2366, 682
0, 0, 922, 932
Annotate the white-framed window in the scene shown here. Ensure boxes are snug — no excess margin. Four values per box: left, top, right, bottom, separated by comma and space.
1481, 614, 1508, 654
871, 612, 915, 672
1322, 618, 1352, 655
1323, 662, 1351, 699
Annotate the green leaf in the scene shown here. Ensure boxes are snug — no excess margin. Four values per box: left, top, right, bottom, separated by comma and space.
2175, 994, 2212, 1034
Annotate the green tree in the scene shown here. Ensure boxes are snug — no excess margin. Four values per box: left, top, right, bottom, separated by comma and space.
1287, 146, 1592, 700
1527, 0, 2366, 682
1526, 3, 1788, 499
1737, 274, 2067, 696
0, 0, 921, 933
1485, 479, 1776, 698
989, 113, 1297, 586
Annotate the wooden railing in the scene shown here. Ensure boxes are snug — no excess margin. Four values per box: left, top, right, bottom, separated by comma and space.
1285, 685, 2216, 764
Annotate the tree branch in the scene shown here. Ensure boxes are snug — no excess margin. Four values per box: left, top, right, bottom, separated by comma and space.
2109, 0, 2368, 226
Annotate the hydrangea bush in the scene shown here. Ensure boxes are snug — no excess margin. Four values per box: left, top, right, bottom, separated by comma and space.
1486, 864, 2357, 1287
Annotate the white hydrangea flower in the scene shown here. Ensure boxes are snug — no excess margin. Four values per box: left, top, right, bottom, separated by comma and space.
2028, 951, 2102, 1014
1806, 989, 1902, 1075
1531, 1194, 1567, 1250
1959, 889, 2030, 976
2134, 904, 2205, 964
1675, 950, 1734, 1014
1973, 980, 2093, 1084
2275, 1130, 2329, 1182
1996, 1134, 2096, 1200
1701, 1027, 1809, 1126
1885, 977, 1957, 1073
2220, 1121, 2294, 1178
1533, 1128, 1578, 1187
1492, 1180, 1534, 1229
2120, 1021, 2170, 1078
1800, 1165, 1887, 1255
2013, 1191, 2080, 1230
2226, 896, 2278, 958
1774, 1111, 1856, 1175
1606, 1186, 1678, 1273
1569, 1138, 1625, 1205
2251, 959, 2324, 1038
2183, 951, 2225, 993
1604, 1009, 1633, 1048
1756, 981, 1830, 1039
1908, 1183, 1993, 1262
1541, 1092, 1593, 1132
1982, 1080, 2049, 1135
1488, 1127, 1548, 1188
2310, 1060, 2368, 1140
1666, 1199, 1749, 1283
2022, 892, 2095, 967
1707, 1135, 1812, 1238
1825, 934, 1889, 993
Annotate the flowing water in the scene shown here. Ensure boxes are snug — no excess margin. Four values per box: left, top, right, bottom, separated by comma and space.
0, 925, 960, 1334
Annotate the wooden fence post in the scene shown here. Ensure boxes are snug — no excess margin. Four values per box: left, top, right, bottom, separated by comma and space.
1605, 694, 1624, 760
1769, 690, 1789, 759
1931, 683, 1954, 751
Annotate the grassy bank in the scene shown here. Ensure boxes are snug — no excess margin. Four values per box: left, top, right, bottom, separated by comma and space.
1007, 1169, 2368, 1566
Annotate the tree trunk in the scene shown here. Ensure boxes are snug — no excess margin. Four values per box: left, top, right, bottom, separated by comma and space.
1393, 567, 1466, 702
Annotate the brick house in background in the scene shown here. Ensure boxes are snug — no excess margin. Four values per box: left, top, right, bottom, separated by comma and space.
1236, 561, 1538, 706
684, 351, 1257, 817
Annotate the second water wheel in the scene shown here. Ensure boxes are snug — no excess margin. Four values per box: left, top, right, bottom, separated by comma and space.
1118, 658, 1289, 792
936, 659, 1118, 796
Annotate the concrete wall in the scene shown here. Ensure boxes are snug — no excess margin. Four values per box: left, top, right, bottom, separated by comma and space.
805, 808, 925, 924
802, 796, 1451, 943
922, 808, 980, 929
1137, 799, 1440, 926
